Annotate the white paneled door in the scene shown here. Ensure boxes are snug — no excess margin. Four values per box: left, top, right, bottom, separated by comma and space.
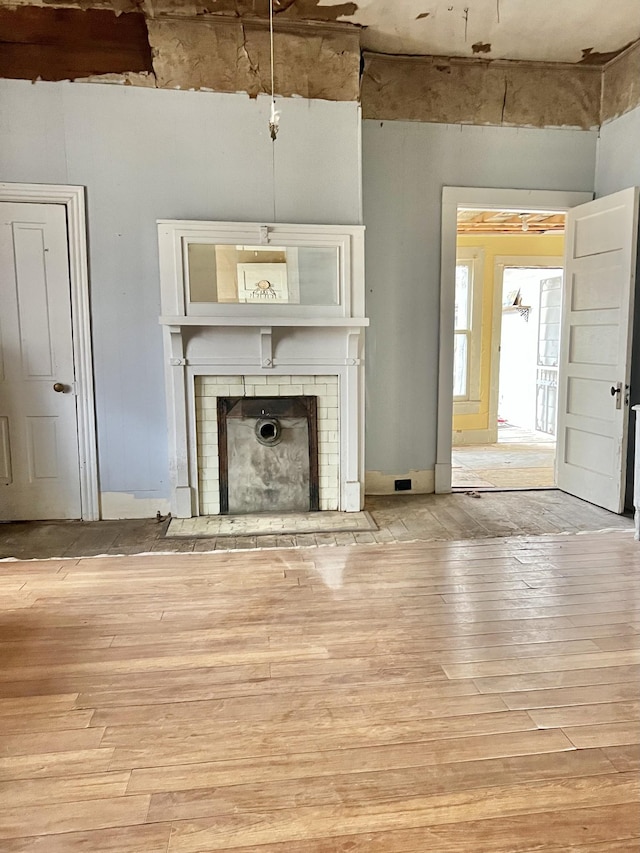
0, 203, 81, 519
557, 187, 640, 513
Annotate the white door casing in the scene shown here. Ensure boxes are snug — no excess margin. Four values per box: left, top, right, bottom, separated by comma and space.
0, 184, 98, 520
556, 187, 640, 513
437, 188, 593, 493
0, 202, 85, 519
0, 203, 80, 519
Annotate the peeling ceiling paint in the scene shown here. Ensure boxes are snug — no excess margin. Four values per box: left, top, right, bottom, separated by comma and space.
328, 0, 640, 63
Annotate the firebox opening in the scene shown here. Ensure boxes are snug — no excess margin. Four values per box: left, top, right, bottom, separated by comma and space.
217, 396, 320, 515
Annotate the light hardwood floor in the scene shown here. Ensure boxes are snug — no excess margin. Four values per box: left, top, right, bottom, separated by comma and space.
0, 530, 639, 850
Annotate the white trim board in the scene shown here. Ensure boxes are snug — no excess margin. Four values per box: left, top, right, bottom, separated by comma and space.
0, 183, 99, 520
453, 247, 484, 412
436, 187, 592, 494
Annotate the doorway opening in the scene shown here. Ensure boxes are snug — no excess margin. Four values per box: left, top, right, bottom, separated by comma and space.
451, 208, 566, 491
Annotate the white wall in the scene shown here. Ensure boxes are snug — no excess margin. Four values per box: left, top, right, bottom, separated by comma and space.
0, 79, 362, 516
362, 120, 598, 484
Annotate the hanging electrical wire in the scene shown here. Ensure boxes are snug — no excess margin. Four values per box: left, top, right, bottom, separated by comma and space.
268, 0, 280, 140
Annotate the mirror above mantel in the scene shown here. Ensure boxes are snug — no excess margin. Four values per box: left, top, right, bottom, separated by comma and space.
157, 220, 368, 519
158, 220, 366, 321
188, 243, 339, 306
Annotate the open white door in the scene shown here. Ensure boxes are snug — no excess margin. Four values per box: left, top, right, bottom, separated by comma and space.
557, 187, 639, 513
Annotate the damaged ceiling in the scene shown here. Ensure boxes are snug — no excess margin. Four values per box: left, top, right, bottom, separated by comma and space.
1, 0, 639, 65
348, 0, 640, 64
183, 0, 640, 64
1, 0, 639, 126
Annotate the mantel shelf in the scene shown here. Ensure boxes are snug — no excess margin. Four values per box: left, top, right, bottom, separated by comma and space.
160, 316, 370, 328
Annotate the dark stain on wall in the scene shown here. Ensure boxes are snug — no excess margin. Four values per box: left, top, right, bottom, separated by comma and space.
472, 42, 491, 54
0, 7, 153, 80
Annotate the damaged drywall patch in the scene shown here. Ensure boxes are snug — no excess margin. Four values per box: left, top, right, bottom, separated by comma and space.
579, 42, 634, 65
146, 0, 358, 21
361, 52, 601, 130
148, 17, 360, 100
0, 3, 360, 100
238, 22, 268, 98
415, 12, 430, 19
270, 0, 358, 21
601, 39, 640, 122
502, 64, 601, 129
362, 55, 504, 125
0, 6, 153, 81
0, 0, 359, 16
78, 71, 158, 87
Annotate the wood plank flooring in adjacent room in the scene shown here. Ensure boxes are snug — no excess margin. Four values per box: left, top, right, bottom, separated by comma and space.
0, 530, 639, 850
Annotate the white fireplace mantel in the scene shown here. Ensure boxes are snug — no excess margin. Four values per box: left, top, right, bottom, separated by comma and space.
160, 317, 369, 327
158, 220, 367, 518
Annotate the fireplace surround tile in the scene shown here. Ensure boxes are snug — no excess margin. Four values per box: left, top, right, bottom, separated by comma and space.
195, 374, 340, 515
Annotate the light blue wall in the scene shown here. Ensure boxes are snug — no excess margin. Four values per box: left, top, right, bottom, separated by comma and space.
595, 105, 640, 197
0, 80, 362, 512
362, 120, 598, 478
0, 77, 612, 506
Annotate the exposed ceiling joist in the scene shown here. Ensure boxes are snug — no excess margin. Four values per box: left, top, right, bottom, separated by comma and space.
457, 210, 566, 234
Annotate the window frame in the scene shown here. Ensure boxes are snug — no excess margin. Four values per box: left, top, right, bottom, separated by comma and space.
453, 248, 484, 413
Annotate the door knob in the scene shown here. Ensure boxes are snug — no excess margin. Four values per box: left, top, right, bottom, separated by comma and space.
53, 382, 65, 393
611, 382, 622, 409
